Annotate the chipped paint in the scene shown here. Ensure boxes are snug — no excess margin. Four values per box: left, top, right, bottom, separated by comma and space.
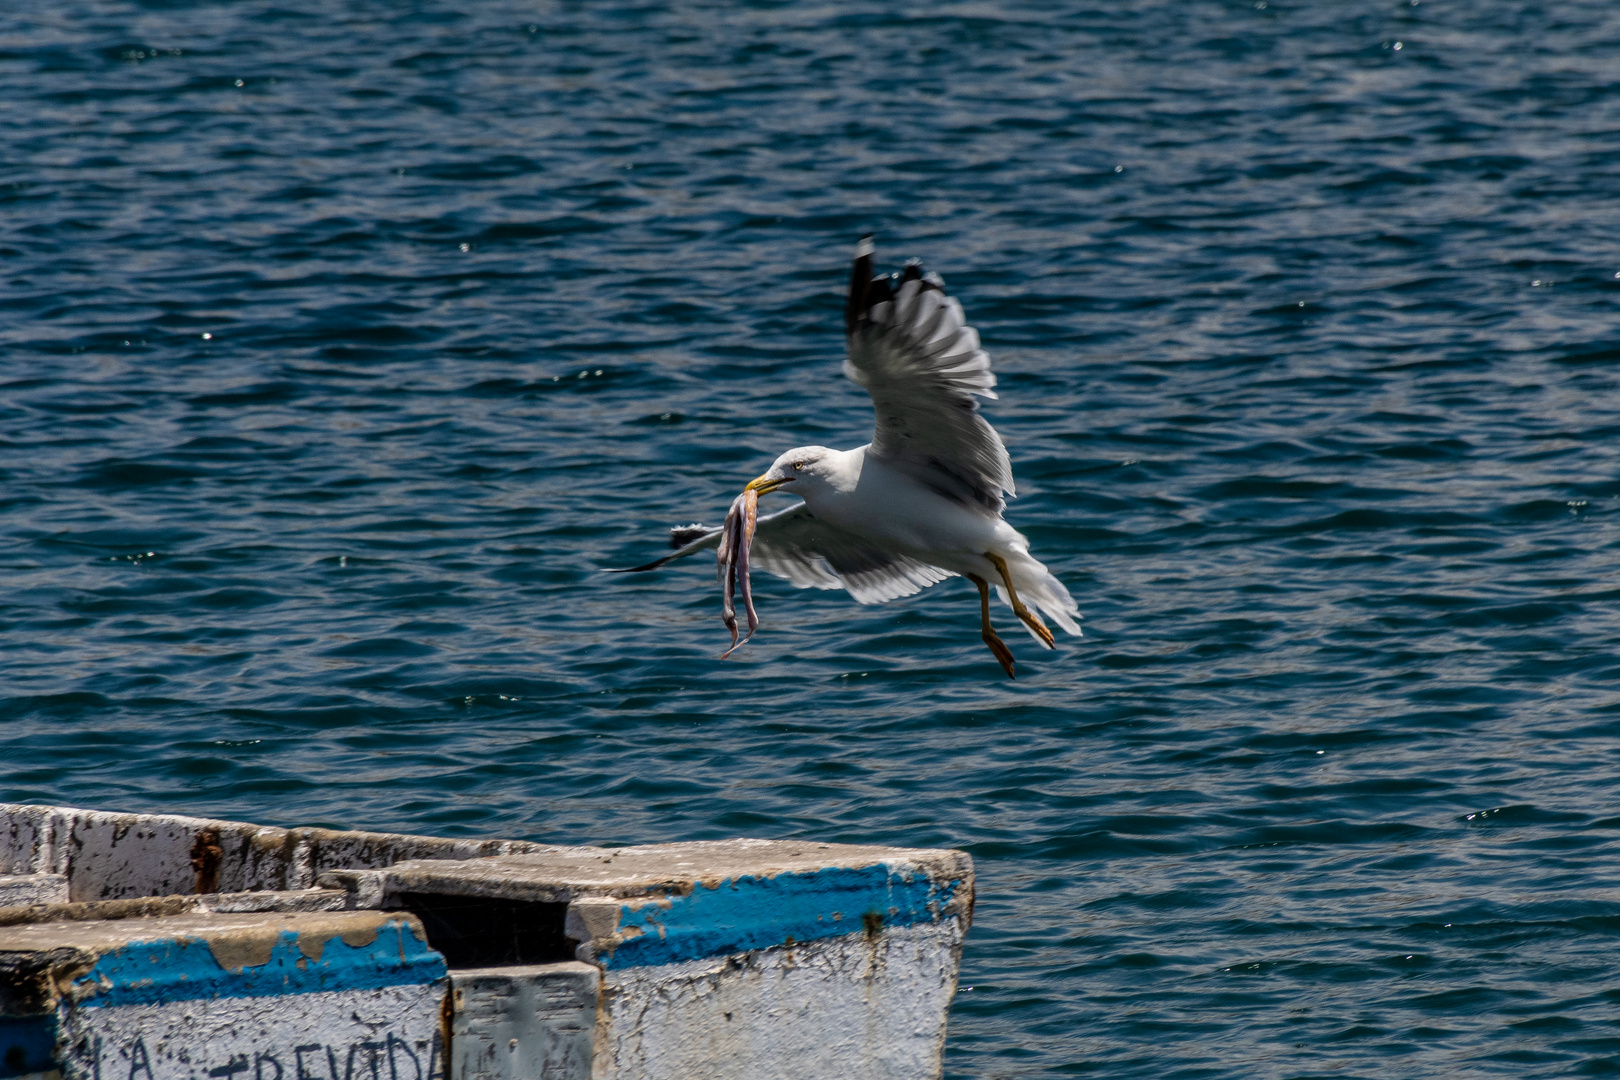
65, 918, 443, 1007
571, 864, 967, 971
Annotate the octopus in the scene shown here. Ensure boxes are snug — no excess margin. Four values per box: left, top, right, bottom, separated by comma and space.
715, 487, 760, 658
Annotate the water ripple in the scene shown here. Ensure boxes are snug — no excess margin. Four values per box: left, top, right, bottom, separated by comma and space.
5, 1, 1620, 1076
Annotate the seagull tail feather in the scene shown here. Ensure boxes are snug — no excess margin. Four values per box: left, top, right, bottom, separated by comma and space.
995, 552, 1082, 642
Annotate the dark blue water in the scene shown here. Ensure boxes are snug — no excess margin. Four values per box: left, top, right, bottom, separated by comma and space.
6, 2, 1620, 1075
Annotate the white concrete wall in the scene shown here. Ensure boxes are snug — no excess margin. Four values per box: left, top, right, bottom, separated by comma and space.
0, 910, 451, 1080
593, 920, 967, 1080
58, 985, 447, 1080
0, 803, 550, 901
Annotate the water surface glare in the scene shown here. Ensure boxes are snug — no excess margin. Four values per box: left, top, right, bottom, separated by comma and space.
5, 2, 1620, 1076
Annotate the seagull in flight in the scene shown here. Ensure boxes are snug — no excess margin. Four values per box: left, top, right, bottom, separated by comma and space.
617, 236, 1080, 677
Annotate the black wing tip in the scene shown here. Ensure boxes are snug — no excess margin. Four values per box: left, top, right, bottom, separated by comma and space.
846, 237, 942, 335
669, 524, 708, 548
847, 234, 876, 335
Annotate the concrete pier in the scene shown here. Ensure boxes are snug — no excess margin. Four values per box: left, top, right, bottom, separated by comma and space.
0, 804, 972, 1080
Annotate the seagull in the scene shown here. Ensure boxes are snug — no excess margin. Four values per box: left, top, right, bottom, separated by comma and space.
616, 236, 1080, 678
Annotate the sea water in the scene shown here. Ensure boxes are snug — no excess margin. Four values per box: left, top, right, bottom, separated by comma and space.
4, 3, 1620, 1076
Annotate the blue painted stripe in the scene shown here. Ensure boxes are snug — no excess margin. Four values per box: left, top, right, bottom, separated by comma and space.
74, 919, 447, 1008
0, 1015, 56, 1078
602, 864, 963, 970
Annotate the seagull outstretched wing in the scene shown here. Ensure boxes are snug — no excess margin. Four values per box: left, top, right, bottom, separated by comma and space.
609, 503, 953, 604
843, 235, 1015, 513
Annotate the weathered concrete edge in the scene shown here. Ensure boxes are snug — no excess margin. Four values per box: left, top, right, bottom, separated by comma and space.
78, 921, 445, 1008
0, 802, 559, 900
350, 844, 974, 906
0, 887, 348, 928
0, 913, 446, 1012
566, 862, 972, 971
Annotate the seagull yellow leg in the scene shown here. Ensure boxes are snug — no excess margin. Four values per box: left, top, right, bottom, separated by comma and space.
968, 573, 1016, 679
985, 551, 1055, 648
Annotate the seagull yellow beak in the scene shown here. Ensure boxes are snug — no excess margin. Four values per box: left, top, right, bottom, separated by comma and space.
744, 474, 792, 495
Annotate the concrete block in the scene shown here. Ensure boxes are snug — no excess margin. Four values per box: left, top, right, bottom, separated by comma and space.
370, 838, 972, 910
0, 909, 448, 1080
351, 839, 974, 1080
449, 962, 598, 1080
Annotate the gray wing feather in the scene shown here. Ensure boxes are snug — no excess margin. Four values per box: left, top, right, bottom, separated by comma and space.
609, 503, 954, 604
844, 242, 1014, 512
750, 504, 955, 603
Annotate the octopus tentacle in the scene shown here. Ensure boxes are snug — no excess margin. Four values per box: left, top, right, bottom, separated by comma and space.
718, 488, 760, 659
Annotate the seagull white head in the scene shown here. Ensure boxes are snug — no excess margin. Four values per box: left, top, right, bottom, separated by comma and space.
745, 445, 844, 500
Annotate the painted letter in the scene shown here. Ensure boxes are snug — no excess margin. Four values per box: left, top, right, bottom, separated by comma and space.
127, 1038, 154, 1080
256, 1052, 285, 1080
294, 1045, 327, 1080
358, 1041, 385, 1080
74, 1035, 103, 1080
386, 1034, 421, 1080
208, 1054, 251, 1080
